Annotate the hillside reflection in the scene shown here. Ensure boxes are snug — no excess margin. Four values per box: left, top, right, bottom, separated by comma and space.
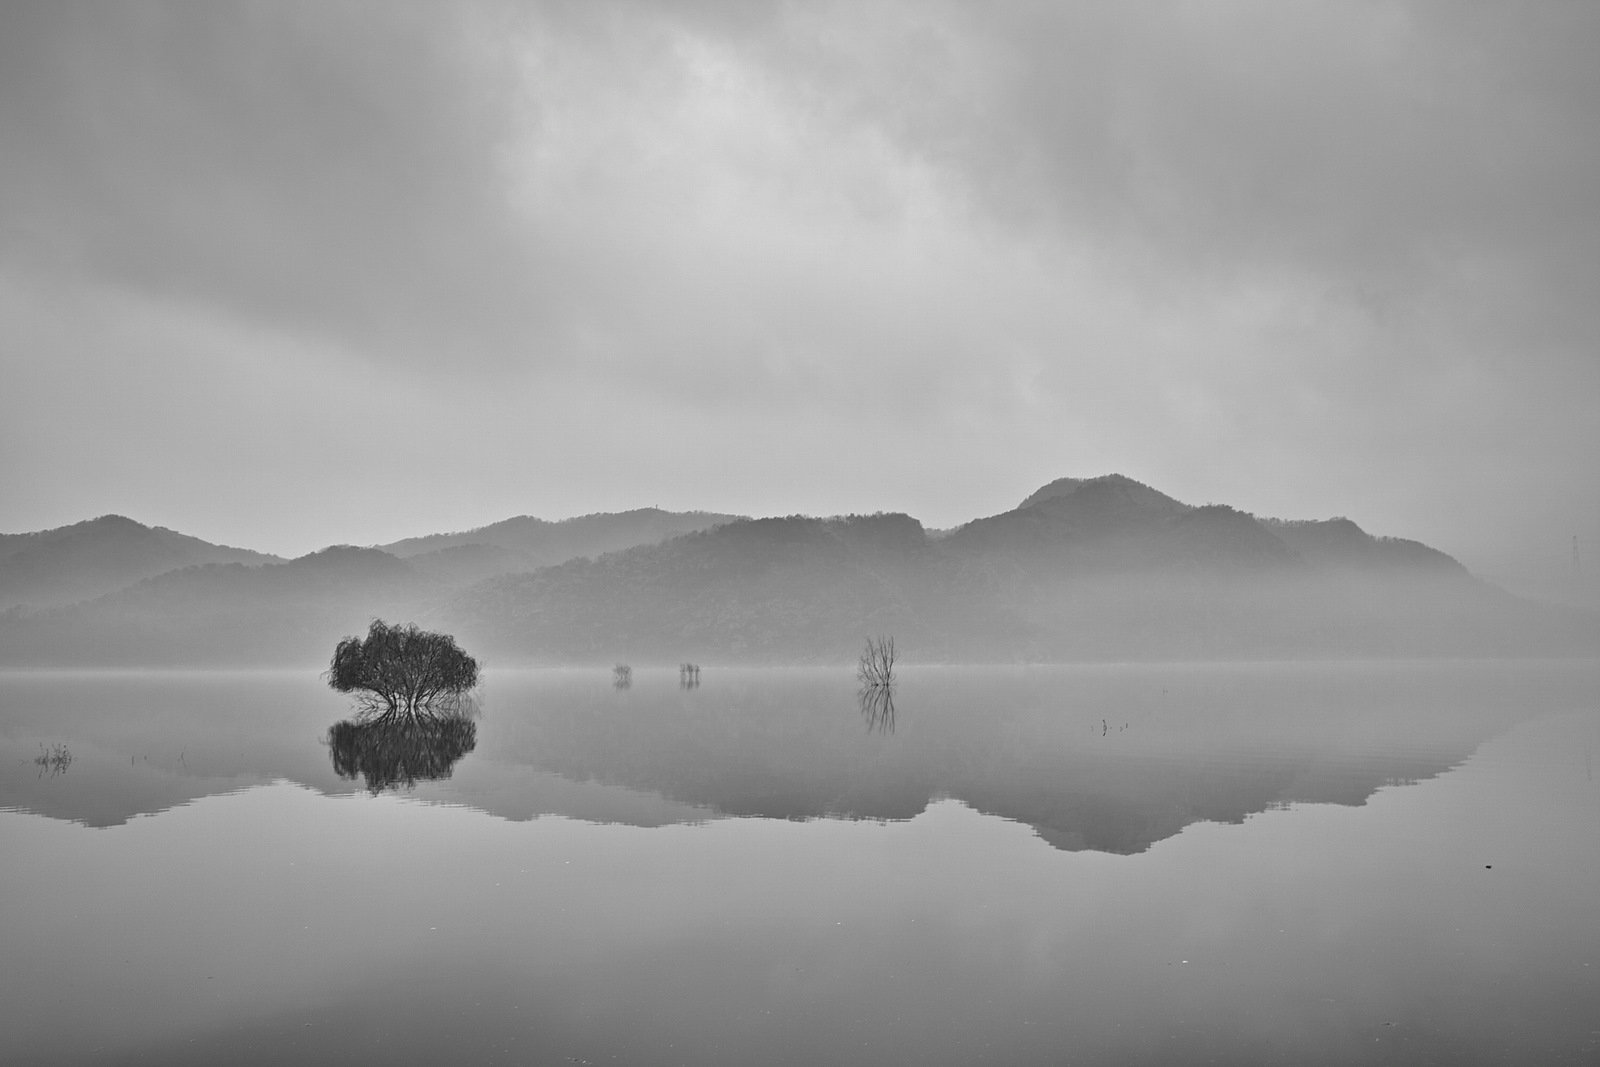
328, 714, 477, 794
3, 662, 1591, 847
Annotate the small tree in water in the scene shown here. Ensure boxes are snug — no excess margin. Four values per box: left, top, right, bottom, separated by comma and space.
857, 635, 896, 688
327, 619, 479, 719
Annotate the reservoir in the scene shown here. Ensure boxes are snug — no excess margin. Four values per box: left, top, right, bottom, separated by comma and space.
2, 660, 1597, 1065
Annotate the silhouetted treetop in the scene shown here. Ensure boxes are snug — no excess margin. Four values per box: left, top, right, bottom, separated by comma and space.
327, 619, 479, 717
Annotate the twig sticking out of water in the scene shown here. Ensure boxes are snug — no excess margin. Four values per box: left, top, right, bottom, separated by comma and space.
34, 742, 72, 777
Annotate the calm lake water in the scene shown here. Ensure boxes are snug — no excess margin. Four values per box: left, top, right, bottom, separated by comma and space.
2, 660, 1597, 1066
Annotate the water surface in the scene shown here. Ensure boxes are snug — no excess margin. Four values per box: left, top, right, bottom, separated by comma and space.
2, 661, 1597, 1065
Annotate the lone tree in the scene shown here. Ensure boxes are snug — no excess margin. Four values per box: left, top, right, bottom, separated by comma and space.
327, 619, 479, 718
857, 635, 896, 688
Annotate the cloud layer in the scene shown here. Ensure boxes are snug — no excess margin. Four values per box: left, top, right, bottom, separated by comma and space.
2, 1, 1596, 590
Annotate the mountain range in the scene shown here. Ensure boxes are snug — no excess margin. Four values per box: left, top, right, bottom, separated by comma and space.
0, 514, 278, 611
1, 476, 1593, 666
381, 508, 742, 574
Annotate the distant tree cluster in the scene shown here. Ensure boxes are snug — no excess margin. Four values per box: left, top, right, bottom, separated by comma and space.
327, 619, 479, 718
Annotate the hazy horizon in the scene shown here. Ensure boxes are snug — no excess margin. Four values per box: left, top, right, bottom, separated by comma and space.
3, 2, 1597, 603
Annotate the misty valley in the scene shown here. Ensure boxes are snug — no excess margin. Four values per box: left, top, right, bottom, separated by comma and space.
3, 476, 1599, 1065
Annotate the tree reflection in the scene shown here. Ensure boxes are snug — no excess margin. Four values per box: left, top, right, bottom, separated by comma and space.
34, 742, 72, 777
327, 712, 478, 794
858, 683, 896, 734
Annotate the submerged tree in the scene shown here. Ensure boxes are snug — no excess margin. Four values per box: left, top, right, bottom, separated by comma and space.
857, 636, 897, 732
33, 742, 72, 777
327, 620, 479, 718
857, 635, 896, 688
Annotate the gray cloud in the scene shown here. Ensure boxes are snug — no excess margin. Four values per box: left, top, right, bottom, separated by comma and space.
1, 2, 556, 367
1, 1, 1595, 592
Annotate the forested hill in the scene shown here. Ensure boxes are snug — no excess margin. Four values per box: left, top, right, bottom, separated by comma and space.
0, 508, 743, 666
436, 512, 944, 664
0, 514, 281, 611
436, 475, 1591, 665
2, 476, 1592, 666
0, 546, 441, 667
380, 508, 743, 569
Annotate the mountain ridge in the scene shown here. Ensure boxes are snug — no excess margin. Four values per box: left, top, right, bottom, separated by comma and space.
2, 478, 1591, 666
378, 507, 744, 568
0, 514, 282, 611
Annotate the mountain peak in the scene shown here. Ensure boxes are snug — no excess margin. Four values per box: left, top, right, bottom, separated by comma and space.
1018, 477, 1088, 510
1018, 474, 1182, 513
0, 514, 280, 611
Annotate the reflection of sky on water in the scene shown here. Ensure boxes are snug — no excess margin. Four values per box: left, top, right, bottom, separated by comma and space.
2, 705, 1599, 1065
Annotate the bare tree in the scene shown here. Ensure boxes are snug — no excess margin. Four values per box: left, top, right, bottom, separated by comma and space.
857, 635, 896, 688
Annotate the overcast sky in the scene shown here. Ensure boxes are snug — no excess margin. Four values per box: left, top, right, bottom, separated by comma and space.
2, 1, 1596, 589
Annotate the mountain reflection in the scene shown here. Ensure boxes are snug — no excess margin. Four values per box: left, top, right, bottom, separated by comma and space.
327, 714, 477, 794
6, 662, 1588, 848
858, 684, 896, 734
